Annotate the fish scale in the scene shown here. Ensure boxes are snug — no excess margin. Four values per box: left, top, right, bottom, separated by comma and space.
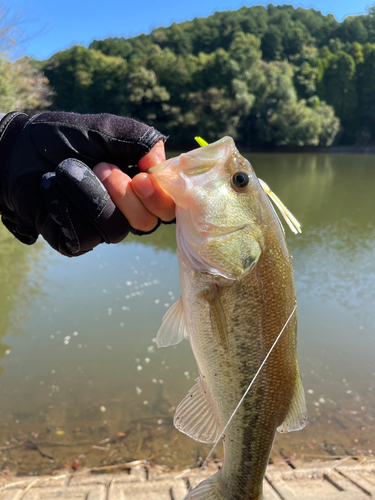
151, 137, 306, 500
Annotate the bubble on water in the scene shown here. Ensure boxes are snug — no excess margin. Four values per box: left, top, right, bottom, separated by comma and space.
164, 303, 170, 308
359, 326, 364, 330
152, 378, 157, 384
165, 366, 169, 370
161, 361, 165, 365
157, 419, 163, 425
40, 381, 44, 385
107, 308, 112, 316
73, 332, 78, 336
120, 323, 124, 327
100, 406, 106, 412
137, 365, 143, 371
147, 346, 155, 353
145, 358, 150, 363
107, 346, 113, 350
152, 338, 157, 343
184, 371, 190, 380
4, 350, 10, 355
314, 402, 320, 406
347, 390, 352, 394
78, 344, 82, 348
307, 389, 314, 394
168, 291, 173, 296
126, 281, 132, 286
143, 400, 148, 405
102, 289, 107, 294
51, 370, 55, 374
135, 387, 142, 395
122, 306, 130, 311
319, 398, 326, 404
159, 379, 164, 384
50, 335, 54, 339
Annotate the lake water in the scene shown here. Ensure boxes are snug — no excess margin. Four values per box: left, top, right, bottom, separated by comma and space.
0, 153, 374, 476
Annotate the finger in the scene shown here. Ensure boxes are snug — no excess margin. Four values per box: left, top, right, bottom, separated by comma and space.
94, 162, 158, 232
132, 173, 175, 222
138, 140, 166, 171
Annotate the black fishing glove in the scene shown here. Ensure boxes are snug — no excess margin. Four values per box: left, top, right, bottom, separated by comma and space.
0, 111, 167, 256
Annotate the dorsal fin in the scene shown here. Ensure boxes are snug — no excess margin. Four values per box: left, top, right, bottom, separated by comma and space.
174, 377, 223, 443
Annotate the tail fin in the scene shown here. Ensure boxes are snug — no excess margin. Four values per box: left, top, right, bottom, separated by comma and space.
184, 472, 224, 500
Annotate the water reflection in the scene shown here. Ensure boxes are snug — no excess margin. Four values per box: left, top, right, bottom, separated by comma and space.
0, 153, 374, 475
0, 225, 46, 371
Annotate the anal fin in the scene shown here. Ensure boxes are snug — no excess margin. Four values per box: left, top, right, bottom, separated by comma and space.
277, 371, 307, 433
174, 377, 223, 443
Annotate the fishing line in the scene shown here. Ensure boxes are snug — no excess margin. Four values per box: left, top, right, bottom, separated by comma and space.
188, 303, 297, 492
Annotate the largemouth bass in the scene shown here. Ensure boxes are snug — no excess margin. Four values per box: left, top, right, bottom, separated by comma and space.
151, 137, 307, 500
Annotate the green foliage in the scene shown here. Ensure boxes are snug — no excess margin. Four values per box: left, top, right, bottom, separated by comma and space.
41, 4, 375, 146
316, 50, 358, 141
356, 43, 375, 142
0, 56, 53, 113
43, 46, 128, 113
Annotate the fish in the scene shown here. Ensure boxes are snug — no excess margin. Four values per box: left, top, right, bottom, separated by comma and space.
150, 137, 307, 500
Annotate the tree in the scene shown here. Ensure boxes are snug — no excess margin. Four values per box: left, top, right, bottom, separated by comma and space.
356, 43, 375, 142
261, 25, 284, 60
316, 51, 358, 142
0, 6, 53, 114
43, 46, 128, 113
0, 56, 53, 113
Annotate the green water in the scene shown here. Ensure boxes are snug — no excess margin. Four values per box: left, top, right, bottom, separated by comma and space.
0, 153, 374, 475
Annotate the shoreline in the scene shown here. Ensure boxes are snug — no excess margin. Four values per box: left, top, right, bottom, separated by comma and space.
169, 145, 375, 155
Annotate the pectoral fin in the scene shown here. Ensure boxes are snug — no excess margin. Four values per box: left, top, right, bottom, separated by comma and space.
156, 297, 188, 347
203, 285, 229, 350
277, 372, 307, 433
174, 377, 223, 443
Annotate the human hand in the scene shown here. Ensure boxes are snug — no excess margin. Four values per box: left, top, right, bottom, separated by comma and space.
0, 112, 167, 256
94, 140, 175, 233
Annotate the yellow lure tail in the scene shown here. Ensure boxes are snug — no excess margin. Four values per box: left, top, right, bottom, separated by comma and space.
194, 136, 301, 235
194, 136, 209, 147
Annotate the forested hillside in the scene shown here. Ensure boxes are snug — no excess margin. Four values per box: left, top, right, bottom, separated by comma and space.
42, 4, 375, 147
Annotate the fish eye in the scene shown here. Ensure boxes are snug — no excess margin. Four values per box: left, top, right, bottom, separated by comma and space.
232, 171, 250, 189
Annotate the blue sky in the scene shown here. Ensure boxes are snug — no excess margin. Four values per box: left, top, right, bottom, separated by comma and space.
8, 0, 374, 60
